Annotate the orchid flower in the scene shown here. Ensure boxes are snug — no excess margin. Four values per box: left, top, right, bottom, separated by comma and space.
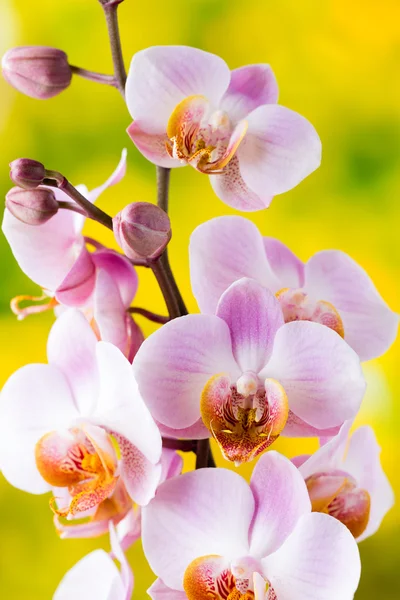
55, 447, 183, 546
126, 46, 321, 211
2, 149, 143, 359
143, 452, 361, 600
189, 215, 399, 361
133, 277, 365, 464
0, 309, 163, 522
292, 421, 394, 541
53, 523, 133, 600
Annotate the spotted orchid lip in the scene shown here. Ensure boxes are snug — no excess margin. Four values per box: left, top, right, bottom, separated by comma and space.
200, 373, 288, 465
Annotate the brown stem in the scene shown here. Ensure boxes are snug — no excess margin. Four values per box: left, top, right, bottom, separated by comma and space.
162, 438, 196, 452
102, 3, 127, 97
57, 200, 87, 216
196, 439, 212, 469
129, 307, 170, 325
151, 258, 182, 320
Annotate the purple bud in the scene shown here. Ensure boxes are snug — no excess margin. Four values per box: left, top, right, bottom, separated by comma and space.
6, 186, 58, 225
113, 202, 171, 261
9, 158, 46, 189
2, 46, 72, 100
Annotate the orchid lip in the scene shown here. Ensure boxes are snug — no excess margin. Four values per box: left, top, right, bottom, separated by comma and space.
200, 374, 288, 465
276, 287, 344, 337
165, 94, 247, 174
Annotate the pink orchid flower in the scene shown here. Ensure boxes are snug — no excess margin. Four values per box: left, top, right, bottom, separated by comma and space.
55, 447, 183, 547
143, 452, 361, 600
133, 277, 365, 464
54, 523, 133, 600
292, 421, 394, 541
2, 149, 143, 359
126, 46, 321, 212
0, 309, 163, 521
190, 216, 399, 361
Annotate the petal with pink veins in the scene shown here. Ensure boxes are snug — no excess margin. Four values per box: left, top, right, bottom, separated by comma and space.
142, 469, 254, 590
249, 452, 311, 558
262, 512, 361, 600
283, 411, 341, 439
0, 364, 77, 493
342, 426, 394, 541
304, 250, 399, 361
216, 278, 284, 373
238, 104, 321, 196
297, 420, 352, 480
261, 321, 366, 429
157, 419, 210, 441
127, 122, 182, 168
133, 314, 240, 430
126, 46, 231, 134
221, 64, 279, 123
190, 216, 279, 314
94, 342, 162, 465
209, 155, 273, 212
47, 309, 99, 415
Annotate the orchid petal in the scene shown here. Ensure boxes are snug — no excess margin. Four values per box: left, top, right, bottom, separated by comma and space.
283, 411, 341, 439
133, 314, 240, 429
94, 342, 162, 464
55, 246, 96, 307
238, 105, 321, 196
2, 207, 82, 292
189, 216, 279, 314
262, 321, 365, 429
262, 513, 361, 600
53, 549, 126, 600
93, 268, 130, 355
305, 250, 399, 361
110, 522, 134, 599
249, 452, 311, 558
47, 309, 99, 415
216, 278, 284, 373
263, 237, 305, 289
297, 421, 352, 480
142, 468, 254, 590
0, 364, 77, 493
221, 64, 279, 122
148, 579, 187, 600
209, 155, 273, 212
342, 426, 394, 541
126, 46, 231, 134
127, 122, 182, 168
92, 250, 138, 308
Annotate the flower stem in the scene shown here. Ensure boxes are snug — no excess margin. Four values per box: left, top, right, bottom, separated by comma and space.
57, 200, 87, 216
46, 176, 113, 230
151, 258, 182, 320
129, 307, 170, 324
156, 166, 188, 317
70, 65, 117, 87
101, 2, 127, 98
162, 438, 196, 452
196, 439, 214, 469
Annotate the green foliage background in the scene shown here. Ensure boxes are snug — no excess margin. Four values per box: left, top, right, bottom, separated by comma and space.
0, 0, 398, 597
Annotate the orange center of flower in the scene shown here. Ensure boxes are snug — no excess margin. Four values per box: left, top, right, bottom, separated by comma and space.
184, 556, 255, 600
165, 95, 248, 174
275, 288, 344, 337
305, 470, 371, 538
200, 374, 288, 465
35, 426, 119, 518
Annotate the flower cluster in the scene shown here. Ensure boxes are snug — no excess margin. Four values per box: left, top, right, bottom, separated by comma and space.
0, 2, 397, 599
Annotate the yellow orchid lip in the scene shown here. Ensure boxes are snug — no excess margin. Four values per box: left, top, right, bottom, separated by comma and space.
165, 94, 247, 174
200, 374, 288, 465
184, 555, 256, 600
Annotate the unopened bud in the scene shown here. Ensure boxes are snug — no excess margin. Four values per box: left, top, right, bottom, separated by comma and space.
113, 202, 171, 261
9, 158, 47, 189
6, 186, 58, 225
2, 46, 72, 100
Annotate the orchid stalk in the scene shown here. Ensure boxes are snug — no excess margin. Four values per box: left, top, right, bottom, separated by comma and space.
0, 1, 397, 599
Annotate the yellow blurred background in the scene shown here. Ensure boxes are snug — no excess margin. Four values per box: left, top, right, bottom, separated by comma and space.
0, 0, 399, 597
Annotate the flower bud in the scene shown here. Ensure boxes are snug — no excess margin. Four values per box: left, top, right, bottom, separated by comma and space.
2, 46, 72, 100
6, 186, 58, 225
113, 202, 171, 261
9, 158, 46, 189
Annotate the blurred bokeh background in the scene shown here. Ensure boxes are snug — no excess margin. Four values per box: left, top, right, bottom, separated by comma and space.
0, 0, 399, 597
